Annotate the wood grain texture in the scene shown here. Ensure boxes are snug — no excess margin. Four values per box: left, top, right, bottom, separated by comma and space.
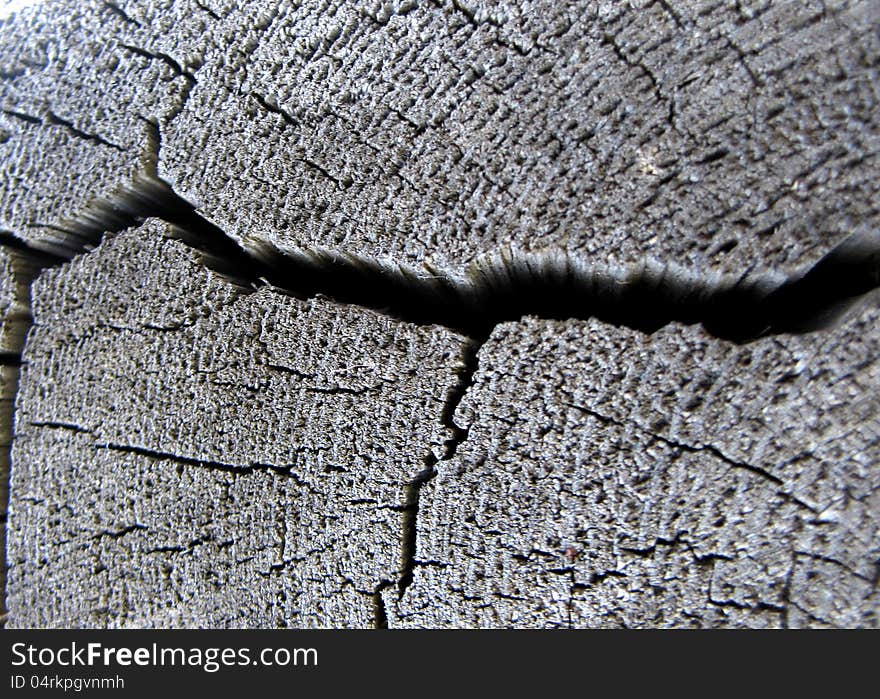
6, 220, 468, 627
161, 0, 880, 274
0, 0, 878, 627
391, 311, 880, 627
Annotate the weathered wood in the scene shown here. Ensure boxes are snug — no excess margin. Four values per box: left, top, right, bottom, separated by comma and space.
161, 0, 880, 274
0, 245, 36, 624
0, 1, 878, 627
6, 221, 467, 627
0, 1, 190, 255
391, 310, 880, 627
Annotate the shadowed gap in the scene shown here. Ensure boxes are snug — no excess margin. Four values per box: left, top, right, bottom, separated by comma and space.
16, 171, 880, 345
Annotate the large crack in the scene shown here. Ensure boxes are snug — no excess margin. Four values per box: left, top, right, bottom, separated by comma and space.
13, 159, 880, 345
1, 124, 878, 628
0, 248, 39, 627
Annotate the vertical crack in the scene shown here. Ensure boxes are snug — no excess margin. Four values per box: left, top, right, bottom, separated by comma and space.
396, 461, 439, 600
372, 580, 392, 629
396, 341, 482, 603
0, 247, 41, 628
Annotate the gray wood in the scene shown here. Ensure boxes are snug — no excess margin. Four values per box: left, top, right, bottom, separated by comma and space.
6, 221, 468, 627
0, 245, 35, 623
161, 0, 880, 275
0, 0, 878, 627
390, 311, 880, 627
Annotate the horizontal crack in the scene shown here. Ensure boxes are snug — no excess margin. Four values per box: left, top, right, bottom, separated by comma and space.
94, 442, 312, 486
9, 123, 879, 630
29, 420, 91, 434
38, 159, 880, 344
92, 523, 147, 541
2, 108, 124, 150
0, 229, 67, 264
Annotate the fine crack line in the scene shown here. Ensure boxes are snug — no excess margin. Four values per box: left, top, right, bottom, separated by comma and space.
396, 340, 481, 604
249, 94, 350, 188
44, 110, 126, 151
193, 1, 221, 21
92, 523, 148, 541
2, 108, 125, 151
94, 441, 313, 487
250, 92, 298, 127
102, 1, 141, 27
118, 43, 197, 84
29, 420, 92, 434
564, 401, 818, 513
396, 463, 439, 601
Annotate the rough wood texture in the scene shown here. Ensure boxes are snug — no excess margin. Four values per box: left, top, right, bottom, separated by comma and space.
161, 0, 880, 273
0, 245, 35, 623
0, 1, 188, 255
0, 0, 878, 628
391, 311, 880, 627
6, 220, 468, 627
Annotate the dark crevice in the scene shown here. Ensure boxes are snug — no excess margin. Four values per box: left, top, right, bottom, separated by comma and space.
40, 165, 880, 345
1, 109, 40, 125
396, 340, 482, 602
29, 420, 91, 434
0, 249, 38, 628
396, 462, 438, 600
0, 230, 67, 264
0, 353, 22, 367
23, 113, 879, 345
438, 342, 480, 460
372, 580, 392, 629
92, 523, 148, 541
4, 126, 879, 627
193, 1, 221, 21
